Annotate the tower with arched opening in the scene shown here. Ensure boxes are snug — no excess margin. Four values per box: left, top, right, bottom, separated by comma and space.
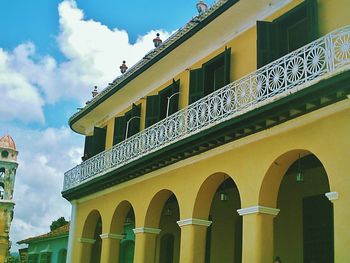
0, 135, 18, 262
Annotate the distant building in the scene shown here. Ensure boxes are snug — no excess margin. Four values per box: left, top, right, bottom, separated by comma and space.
17, 224, 69, 263
0, 135, 18, 262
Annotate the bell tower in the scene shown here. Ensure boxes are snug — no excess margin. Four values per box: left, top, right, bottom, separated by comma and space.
0, 135, 18, 262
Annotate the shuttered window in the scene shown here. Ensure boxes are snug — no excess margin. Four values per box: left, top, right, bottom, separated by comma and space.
145, 95, 159, 128
125, 104, 141, 138
113, 116, 125, 145
113, 104, 141, 144
189, 68, 204, 104
28, 254, 39, 263
40, 252, 52, 263
158, 80, 180, 120
257, 0, 318, 68
82, 127, 106, 160
190, 48, 231, 104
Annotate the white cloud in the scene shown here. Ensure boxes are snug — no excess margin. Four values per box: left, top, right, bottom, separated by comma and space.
6, 126, 83, 251
0, 0, 171, 124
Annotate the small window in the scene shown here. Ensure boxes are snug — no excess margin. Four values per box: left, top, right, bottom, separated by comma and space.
1, 151, 8, 158
0, 167, 5, 178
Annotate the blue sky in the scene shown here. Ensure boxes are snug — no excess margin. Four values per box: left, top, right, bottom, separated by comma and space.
0, 0, 215, 251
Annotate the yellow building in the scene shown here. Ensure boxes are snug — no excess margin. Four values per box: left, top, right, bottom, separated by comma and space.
62, 0, 350, 262
0, 135, 18, 263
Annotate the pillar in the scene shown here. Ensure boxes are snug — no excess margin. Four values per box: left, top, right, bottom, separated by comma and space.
326, 191, 350, 262
133, 227, 161, 263
78, 238, 95, 263
100, 233, 124, 263
237, 205, 280, 263
177, 218, 212, 263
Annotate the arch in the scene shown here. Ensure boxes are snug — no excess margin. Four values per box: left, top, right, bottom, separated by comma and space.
144, 189, 178, 227
82, 210, 102, 239
193, 172, 240, 219
259, 149, 330, 207
0, 167, 5, 178
110, 200, 135, 234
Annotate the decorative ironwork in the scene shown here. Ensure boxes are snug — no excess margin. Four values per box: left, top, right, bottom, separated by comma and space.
63, 26, 350, 191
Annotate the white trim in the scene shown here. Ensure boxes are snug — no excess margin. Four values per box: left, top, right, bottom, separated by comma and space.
237, 206, 280, 216
325, 191, 339, 202
66, 201, 77, 263
133, 227, 161, 235
100, 233, 125, 240
78, 238, 96, 244
177, 218, 212, 227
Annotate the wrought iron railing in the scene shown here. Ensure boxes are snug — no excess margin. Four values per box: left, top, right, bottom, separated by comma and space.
63, 25, 350, 191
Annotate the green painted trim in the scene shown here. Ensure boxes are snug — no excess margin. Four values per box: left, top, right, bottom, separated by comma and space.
62, 71, 350, 200
68, 0, 240, 133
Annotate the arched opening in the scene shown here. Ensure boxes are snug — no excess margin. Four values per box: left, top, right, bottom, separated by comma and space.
144, 190, 180, 263
81, 210, 102, 263
110, 200, 136, 263
274, 154, 333, 263
57, 249, 67, 263
0, 167, 5, 178
157, 194, 180, 263
193, 173, 242, 263
0, 183, 5, 199
118, 208, 135, 263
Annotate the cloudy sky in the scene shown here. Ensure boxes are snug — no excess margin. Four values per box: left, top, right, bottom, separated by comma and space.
0, 0, 216, 252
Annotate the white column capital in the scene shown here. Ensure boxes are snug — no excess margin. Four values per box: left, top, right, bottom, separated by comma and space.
177, 218, 212, 227
99, 233, 125, 240
78, 237, 96, 244
133, 227, 161, 235
325, 191, 339, 202
237, 205, 280, 216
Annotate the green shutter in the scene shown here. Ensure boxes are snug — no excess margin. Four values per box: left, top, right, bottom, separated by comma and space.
224, 47, 231, 85
145, 95, 159, 128
257, 21, 277, 68
168, 79, 180, 116
93, 127, 106, 155
189, 68, 204, 104
114, 116, 125, 144
83, 136, 94, 160
306, 0, 318, 41
128, 104, 141, 137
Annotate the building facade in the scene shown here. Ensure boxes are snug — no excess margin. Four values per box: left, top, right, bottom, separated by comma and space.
62, 0, 350, 262
17, 224, 69, 263
0, 135, 18, 263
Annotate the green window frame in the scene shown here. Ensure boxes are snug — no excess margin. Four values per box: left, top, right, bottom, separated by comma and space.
113, 104, 141, 144
257, 0, 318, 68
83, 127, 106, 160
189, 48, 231, 104
28, 254, 39, 263
39, 252, 52, 263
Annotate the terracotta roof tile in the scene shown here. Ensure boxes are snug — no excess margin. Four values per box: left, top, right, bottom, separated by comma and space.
17, 223, 69, 244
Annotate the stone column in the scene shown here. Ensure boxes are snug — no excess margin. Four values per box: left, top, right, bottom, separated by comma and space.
237, 206, 280, 263
133, 227, 161, 263
325, 191, 350, 262
100, 233, 124, 263
78, 238, 95, 263
177, 218, 212, 263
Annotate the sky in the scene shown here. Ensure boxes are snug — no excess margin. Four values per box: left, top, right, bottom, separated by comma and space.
0, 0, 216, 252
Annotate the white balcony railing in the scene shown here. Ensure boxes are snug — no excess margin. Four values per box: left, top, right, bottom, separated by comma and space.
63, 25, 350, 191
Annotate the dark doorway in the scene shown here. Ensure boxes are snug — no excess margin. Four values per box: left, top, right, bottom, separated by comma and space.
303, 194, 334, 263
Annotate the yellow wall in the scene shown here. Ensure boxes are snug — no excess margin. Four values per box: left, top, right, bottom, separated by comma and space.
71, 100, 350, 262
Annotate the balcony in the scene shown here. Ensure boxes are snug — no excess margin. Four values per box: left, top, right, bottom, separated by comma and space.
63, 25, 350, 195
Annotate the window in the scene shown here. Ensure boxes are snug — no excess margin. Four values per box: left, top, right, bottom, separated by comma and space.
113, 104, 141, 145
189, 48, 231, 104
40, 252, 52, 263
1, 150, 8, 158
82, 127, 107, 160
257, 0, 318, 68
28, 254, 39, 263
145, 79, 180, 127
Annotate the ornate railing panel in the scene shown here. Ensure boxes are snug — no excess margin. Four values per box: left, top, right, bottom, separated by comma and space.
63, 26, 350, 191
